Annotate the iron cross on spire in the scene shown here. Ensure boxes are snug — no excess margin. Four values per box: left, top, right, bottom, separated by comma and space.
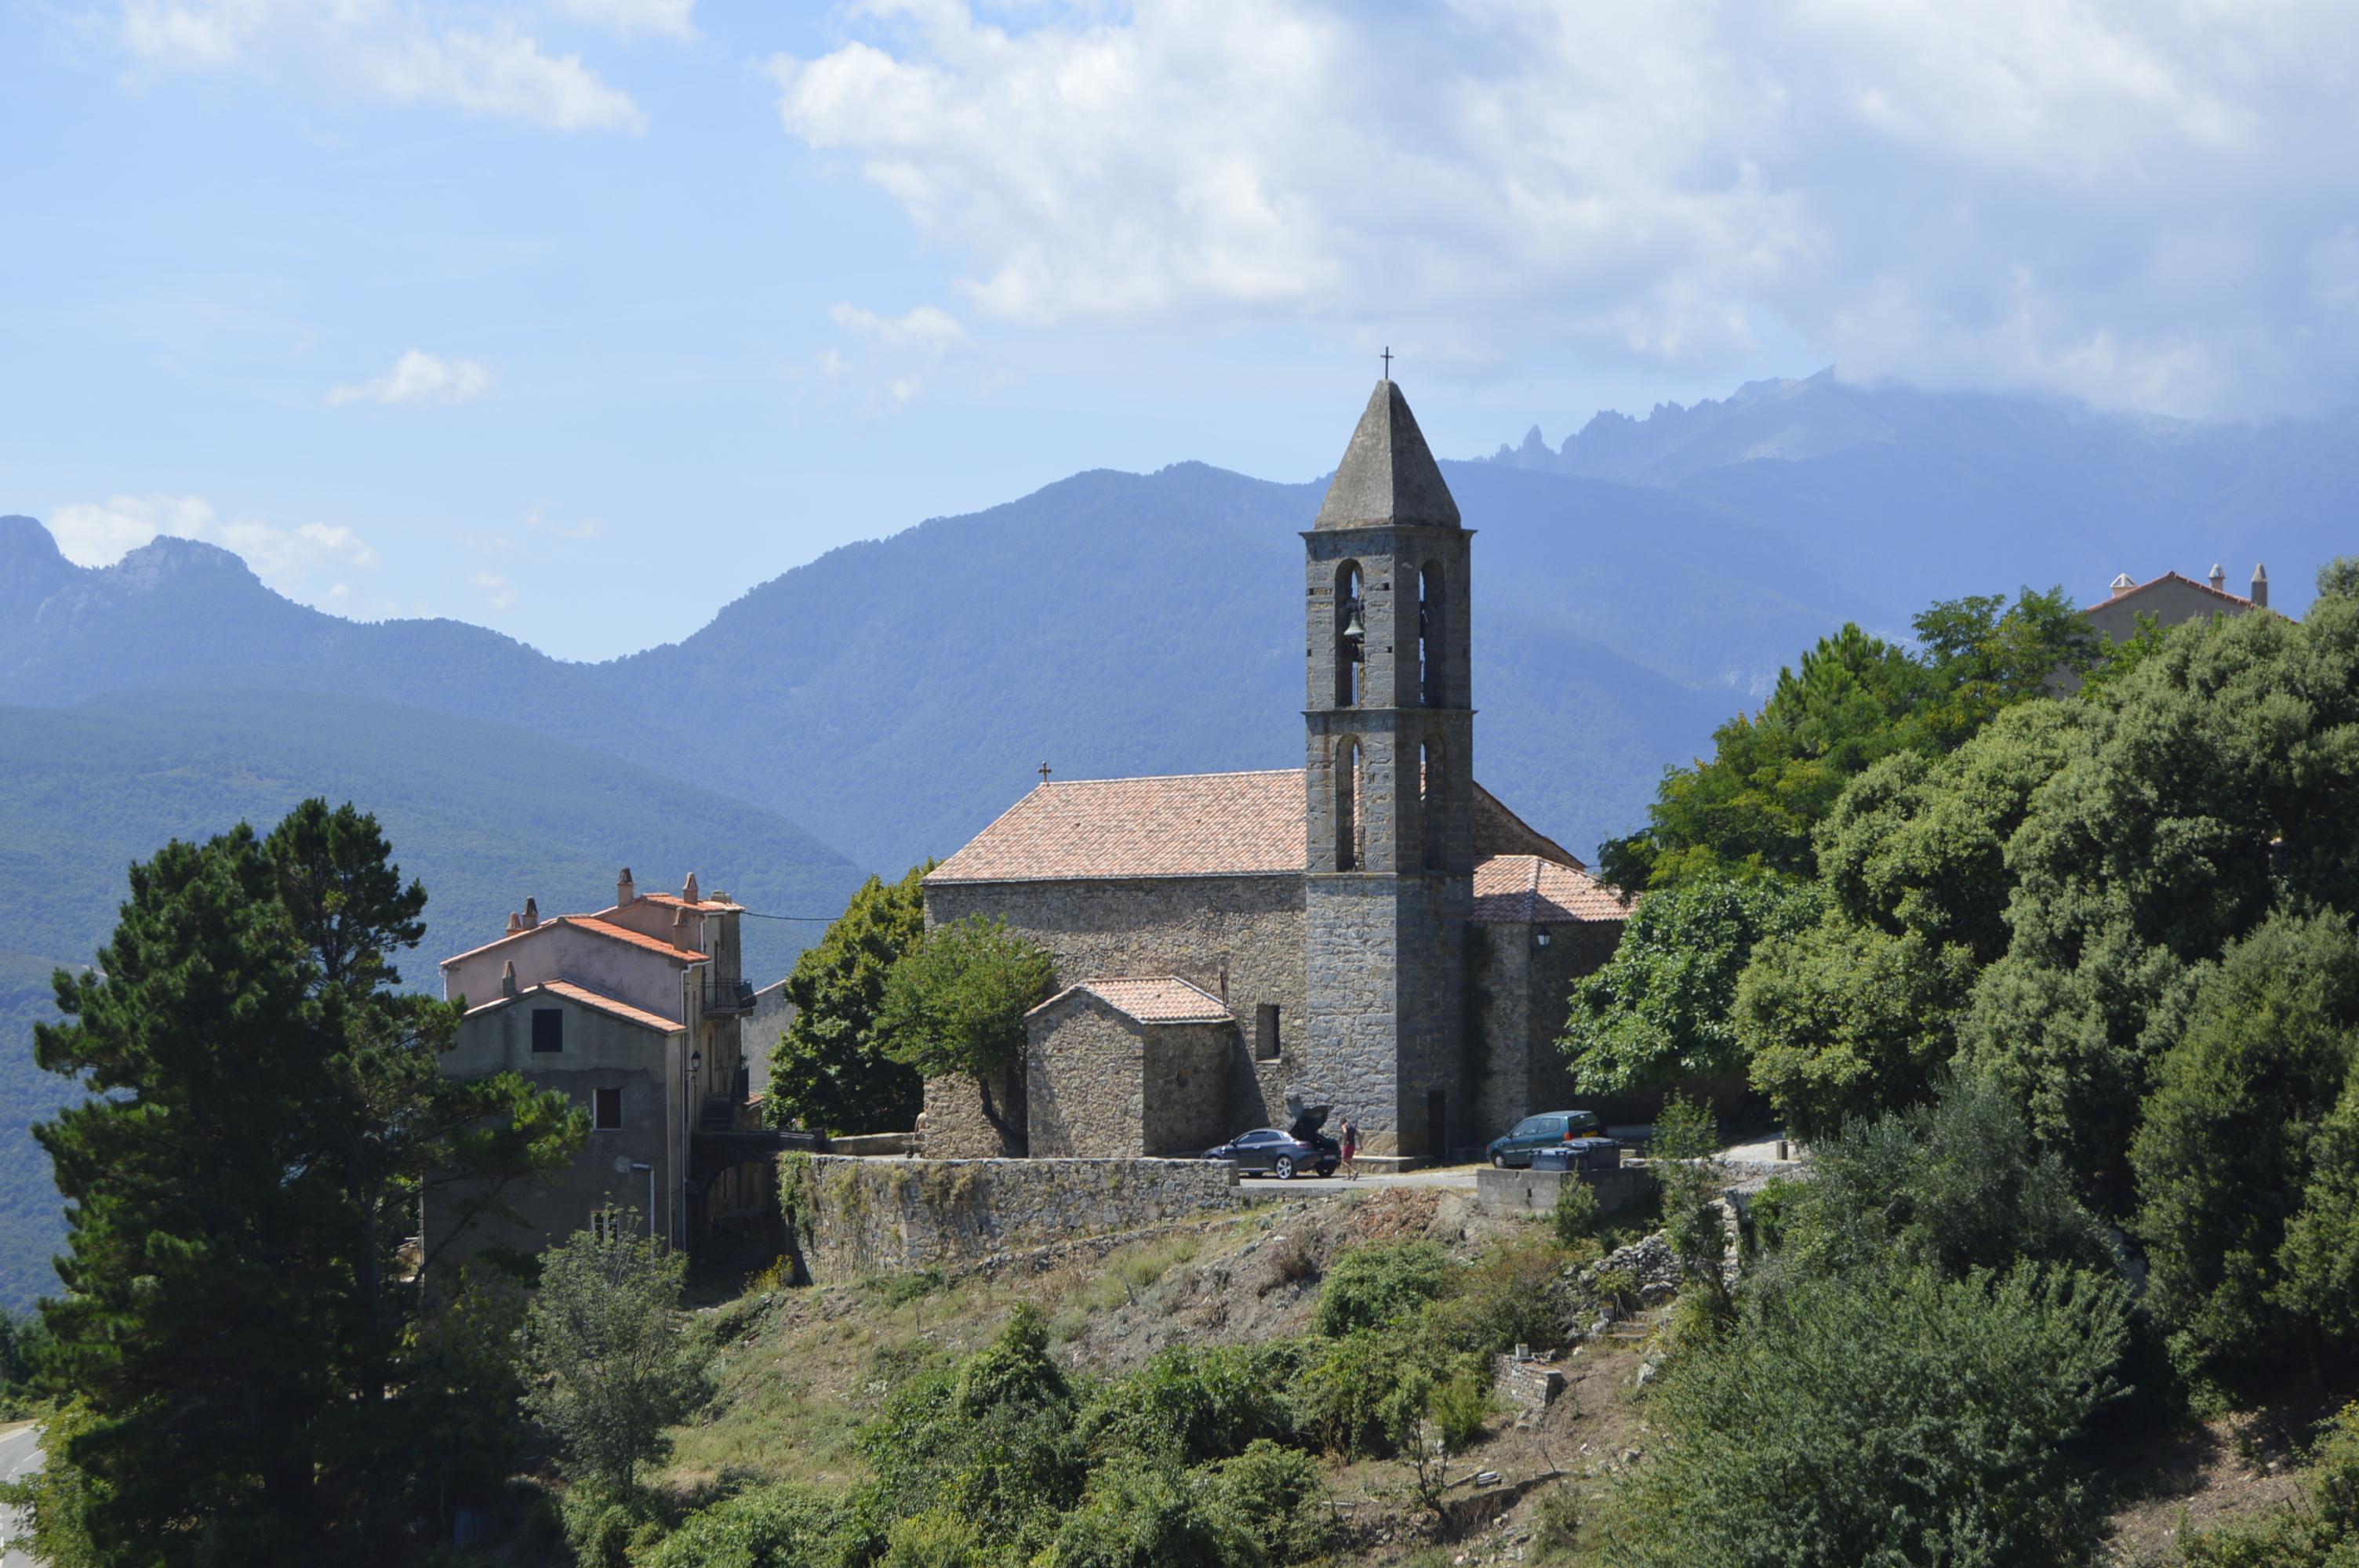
1038, 762, 1052, 784
1381, 346, 1392, 379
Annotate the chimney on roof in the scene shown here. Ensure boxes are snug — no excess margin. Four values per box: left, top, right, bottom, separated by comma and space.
2253, 564, 2270, 609
2110, 572, 2135, 597
617, 867, 635, 906
500, 960, 518, 997
522, 897, 540, 929
506, 910, 522, 935
2210, 563, 2226, 593
671, 906, 698, 950
682, 871, 700, 903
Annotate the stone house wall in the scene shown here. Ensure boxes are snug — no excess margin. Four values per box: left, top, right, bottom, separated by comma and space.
785, 1153, 1240, 1279
919, 1061, 1027, 1157
1028, 1000, 1238, 1157
1141, 1021, 1235, 1156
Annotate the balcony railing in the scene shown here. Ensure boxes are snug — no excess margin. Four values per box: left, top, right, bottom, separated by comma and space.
702, 978, 756, 1014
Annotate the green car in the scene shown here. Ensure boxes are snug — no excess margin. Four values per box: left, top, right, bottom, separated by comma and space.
1488, 1109, 1604, 1168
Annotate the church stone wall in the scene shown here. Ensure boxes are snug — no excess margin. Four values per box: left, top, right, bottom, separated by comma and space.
926, 874, 1306, 1065
1474, 918, 1627, 1144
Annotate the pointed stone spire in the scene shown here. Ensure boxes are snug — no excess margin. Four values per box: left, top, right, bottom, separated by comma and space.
1313, 380, 1462, 531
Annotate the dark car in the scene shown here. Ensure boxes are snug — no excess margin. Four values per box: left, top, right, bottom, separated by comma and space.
1488, 1109, 1604, 1168
1205, 1106, 1339, 1180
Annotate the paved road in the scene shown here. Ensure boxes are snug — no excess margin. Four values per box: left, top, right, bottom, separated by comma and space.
1, 1421, 42, 1568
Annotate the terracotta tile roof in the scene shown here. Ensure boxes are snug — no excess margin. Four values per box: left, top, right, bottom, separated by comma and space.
2106, 570, 2255, 610
1029, 976, 1237, 1025
930, 770, 1303, 883
929, 770, 1579, 884
463, 979, 683, 1033
1470, 855, 1634, 924
440, 914, 709, 968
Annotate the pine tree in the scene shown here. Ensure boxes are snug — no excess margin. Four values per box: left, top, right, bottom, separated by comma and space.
32, 800, 583, 1563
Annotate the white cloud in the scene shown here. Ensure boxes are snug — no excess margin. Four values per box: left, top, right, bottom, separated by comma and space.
549, 0, 695, 42
808, 302, 972, 410
121, 0, 647, 132
49, 494, 216, 566
325, 349, 492, 408
769, 0, 2359, 416
524, 503, 604, 541
829, 303, 970, 352
48, 494, 381, 599
471, 570, 520, 609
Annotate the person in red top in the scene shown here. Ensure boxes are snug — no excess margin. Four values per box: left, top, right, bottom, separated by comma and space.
1339, 1117, 1358, 1181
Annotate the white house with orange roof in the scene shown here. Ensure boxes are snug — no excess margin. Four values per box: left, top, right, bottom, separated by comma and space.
425, 868, 777, 1269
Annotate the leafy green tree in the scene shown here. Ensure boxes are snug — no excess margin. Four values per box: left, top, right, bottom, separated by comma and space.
2317, 554, 2359, 604
1961, 592, 2359, 1210
2131, 913, 2359, 1386
1560, 873, 1822, 1093
1736, 918, 1977, 1138
767, 863, 931, 1135
30, 800, 582, 1563
523, 1214, 711, 1498
1601, 588, 2094, 890
1049, 1456, 1233, 1568
1606, 1264, 2129, 1568
874, 916, 1054, 1138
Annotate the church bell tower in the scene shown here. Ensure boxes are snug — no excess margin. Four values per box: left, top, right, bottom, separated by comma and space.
1300, 379, 1476, 1159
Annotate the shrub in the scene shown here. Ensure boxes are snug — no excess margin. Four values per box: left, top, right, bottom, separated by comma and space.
640, 1483, 868, 1568
1049, 1457, 1231, 1568
880, 1509, 985, 1568
1428, 1369, 1496, 1454
1528, 1485, 1582, 1562
1762, 1076, 2121, 1287
1313, 1241, 1451, 1337
1551, 1178, 1598, 1247
1080, 1343, 1300, 1465
859, 1307, 1083, 1554
1295, 1327, 1431, 1458
1208, 1440, 1330, 1565
1607, 1263, 2129, 1568
1424, 1235, 1565, 1359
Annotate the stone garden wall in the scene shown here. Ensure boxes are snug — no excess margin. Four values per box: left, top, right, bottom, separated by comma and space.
783, 1153, 1240, 1280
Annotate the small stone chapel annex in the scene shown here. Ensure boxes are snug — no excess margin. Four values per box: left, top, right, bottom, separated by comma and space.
921, 379, 1633, 1166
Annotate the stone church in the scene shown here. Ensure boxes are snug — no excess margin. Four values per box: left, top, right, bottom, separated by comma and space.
921, 380, 1632, 1166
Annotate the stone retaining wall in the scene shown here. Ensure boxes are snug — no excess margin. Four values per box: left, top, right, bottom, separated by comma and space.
783, 1153, 1241, 1280
1474, 1163, 1654, 1220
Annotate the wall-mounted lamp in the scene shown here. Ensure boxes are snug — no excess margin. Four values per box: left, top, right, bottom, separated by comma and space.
1535, 929, 1552, 949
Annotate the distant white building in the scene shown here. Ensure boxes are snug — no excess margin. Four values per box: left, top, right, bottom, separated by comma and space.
425, 869, 776, 1272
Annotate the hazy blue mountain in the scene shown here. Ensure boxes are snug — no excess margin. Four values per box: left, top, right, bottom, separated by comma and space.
0, 461, 1826, 876
0, 687, 871, 1309
1488, 372, 2351, 624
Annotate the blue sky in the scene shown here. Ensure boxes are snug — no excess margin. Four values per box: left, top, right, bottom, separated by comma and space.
5, 1, 2356, 659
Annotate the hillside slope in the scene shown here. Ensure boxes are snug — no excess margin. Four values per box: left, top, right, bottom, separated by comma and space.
0, 687, 871, 1309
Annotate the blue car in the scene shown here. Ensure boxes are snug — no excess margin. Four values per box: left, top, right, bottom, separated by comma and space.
1488, 1109, 1603, 1169
1205, 1106, 1339, 1180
